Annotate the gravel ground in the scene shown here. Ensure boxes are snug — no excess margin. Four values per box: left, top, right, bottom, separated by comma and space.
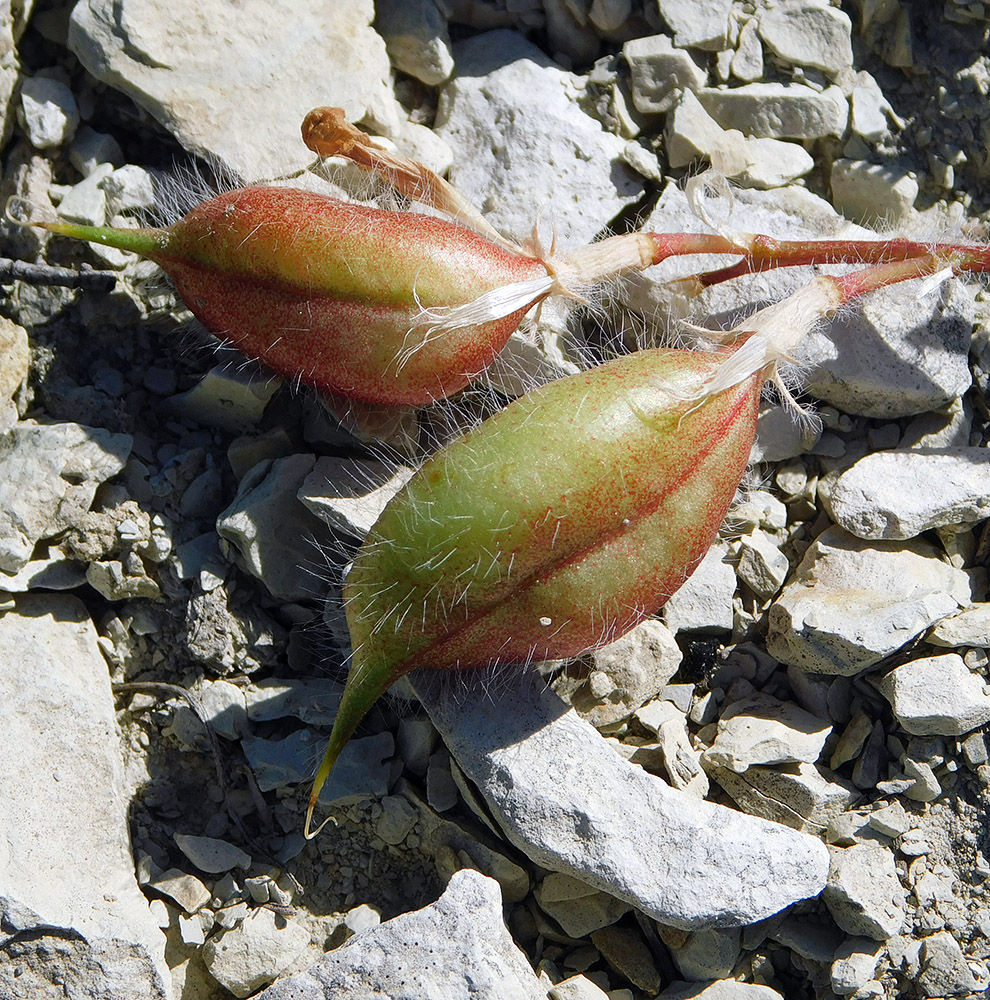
2, 2, 990, 999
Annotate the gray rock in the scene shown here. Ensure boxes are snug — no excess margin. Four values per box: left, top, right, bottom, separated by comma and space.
174, 834, 252, 874
709, 760, 859, 836
411, 668, 829, 930
550, 975, 611, 1000
375, 794, 419, 846
757, 0, 853, 77
877, 653, 990, 737
736, 529, 790, 599
697, 83, 848, 140
731, 18, 764, 82
170, 356, 282, 434
591, 923, 662, 993
217, 453, 337, 603
930, 603, 990, 647
0, 315, 29, 435
245, 677, 344, 726
256, 870, 547, 999
802, 278, 973, 419
663, 542, 736, 634
243, 729, 393, 807
767, 526, 972, 676
0, 594, 169, 997
203, 907, 311, 998
663, 926, 741, 981
148, 868, 213, 914
396, 716, 437, 776
0, 420, 131, 575
831, 158, 919, 227
69, 124, 124, 175
823, 844, 906, 940
917, 930, 985, 998
660, 983, 784, 1000
830, 937, 884, 996
559, 618, 682, 726
55, 159, 113, 225
535, 871, 631, 938
18, 74, 79, 148
299, 457, 413, 539
102, 163, 156, 214
821, 448, 990, 540
658, 0, 733, 50
68, 0, 400, 180
435, 31, 642, 247
702, 693, 831, 773
623, 33, 707, 114
849, 72, 891, 142
376, 0, 453, 85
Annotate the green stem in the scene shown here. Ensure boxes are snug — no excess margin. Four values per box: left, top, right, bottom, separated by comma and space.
40, 220, 169, 260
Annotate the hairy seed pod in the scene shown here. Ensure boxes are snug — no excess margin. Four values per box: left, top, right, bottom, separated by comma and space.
306, 342, 763, 833
38, 186, 551, 405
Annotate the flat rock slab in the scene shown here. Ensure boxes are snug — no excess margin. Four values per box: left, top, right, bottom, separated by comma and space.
68, 0, 396, 180
0, 594, 169, 997
822, 448, 990, 540
412, 668, 829, 930
257, 869, 546, 999
435, 30, 643, 247
768, 526, 972, 675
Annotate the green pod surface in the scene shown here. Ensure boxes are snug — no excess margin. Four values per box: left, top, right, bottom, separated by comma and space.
42, 186, 549, 405
307, 343, 763, 832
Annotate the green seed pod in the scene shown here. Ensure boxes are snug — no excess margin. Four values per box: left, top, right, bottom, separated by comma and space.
36, 186, 551, 405
306, 342, 763, 834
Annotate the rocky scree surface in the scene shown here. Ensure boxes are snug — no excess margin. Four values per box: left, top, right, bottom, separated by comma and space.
1, 1, 990, 999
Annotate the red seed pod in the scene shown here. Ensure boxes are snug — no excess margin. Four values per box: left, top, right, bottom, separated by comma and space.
37, 186, 551, 405
306, 341, 763, 834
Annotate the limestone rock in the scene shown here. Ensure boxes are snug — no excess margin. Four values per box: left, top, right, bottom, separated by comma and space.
821, 448, 990, 540
217, 453, 337, 603
702, 693, 831, 773
411, 668, 829, 931
767, 526, 972, 676
757, 0, 853, 77
256, 870, 547, 999
831, 158, 919, 227
823, 844, 907, 940
657, 0, 733, 50
376, 0, 453, 85
623, 33, 707, 114
877, 654, 990, 737
697, 83, 849, 140
435, 30, 642, 247
203, 907, 311, 998
0, 316, 29, 434
663, 542, 736, 634
0, 420, 131, 575
68, 0, 398, 180
0, 594, 169, 997
535, 872, 631, 938
17, 74, 79, 149
930, 604, 990, 647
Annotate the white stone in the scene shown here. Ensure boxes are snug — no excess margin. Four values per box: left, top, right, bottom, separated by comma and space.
203, 907, 311, 998
709, 760, 859, 835
68, 0, 399, 180
0, 595, 169, 997
376, 0, 453, 85
217, 453, 337, 602
255, 871, 547, 999
930, 603, 990, 647
173, 834, 252, 874
535, 872, 631, 938
831, 159, 918, 225
767, 526, 972, 676
69, 125, 124, 175
661, 981, 785, 999
663, 541, 736, 634
830, 937, 885, 996
299, 457, 413, 539
435, 30, 643, 248
149, 868, 212, 914
823, 844, 907, 940
757, 0, 853, 77
0, 315, 29, 435
101, 163, 156, 214
821, 448, 990, 540
550, 975, 611, 1000
735, 136, 815, 189
850, 73, 891, 141
698, 83, 848, 140
375, 794, 419, 846
170, 357, 282, 433
411, 668, 829, 931
702, 693, 831, 773
18, 75, 79, 148
878, 653, 990, 737
917, 931, 985, 998
56, 161, 112, 225
736, 529, 790, 599
0, 420, 131, 575
658, 0, 733, 50
589, 0, 631, 34
731, 17, 764, 82
623, 33, 707, 114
